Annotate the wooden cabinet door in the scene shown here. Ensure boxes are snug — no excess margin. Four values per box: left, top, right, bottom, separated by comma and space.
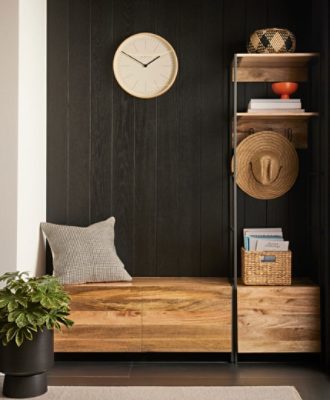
55, 284, 142, 352
140, 278, 232, 352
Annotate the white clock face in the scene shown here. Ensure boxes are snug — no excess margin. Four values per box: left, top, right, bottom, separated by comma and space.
113, 33, 178, 99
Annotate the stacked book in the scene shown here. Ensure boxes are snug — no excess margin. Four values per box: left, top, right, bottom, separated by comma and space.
243, 228, 289, 251
247, 99, 304, 113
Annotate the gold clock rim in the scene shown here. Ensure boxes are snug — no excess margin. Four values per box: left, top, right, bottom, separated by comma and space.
113, 32, 179, 99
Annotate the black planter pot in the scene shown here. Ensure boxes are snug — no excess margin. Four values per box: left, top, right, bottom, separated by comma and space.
0, 329, 54, 398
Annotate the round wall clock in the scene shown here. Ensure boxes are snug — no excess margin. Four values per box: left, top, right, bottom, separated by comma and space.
113, 32, 178, 99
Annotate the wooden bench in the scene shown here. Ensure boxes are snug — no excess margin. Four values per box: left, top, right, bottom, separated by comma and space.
55, 277, 232, 353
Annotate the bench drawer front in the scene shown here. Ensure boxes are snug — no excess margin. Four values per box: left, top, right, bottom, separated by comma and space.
55, 285, 142, 352
141, 279, 232, 352
54, 278, 232, 353
238, 284, 320, 353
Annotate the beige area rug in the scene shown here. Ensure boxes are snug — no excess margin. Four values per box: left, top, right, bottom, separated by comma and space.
0, 386, 302, 400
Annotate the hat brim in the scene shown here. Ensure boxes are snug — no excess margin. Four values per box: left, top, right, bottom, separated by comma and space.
233, 131, 299, 200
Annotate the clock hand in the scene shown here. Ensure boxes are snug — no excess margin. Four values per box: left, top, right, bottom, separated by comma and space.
121, 51, 146, 67
144, 55, 161, 67
144, 50, 174, 66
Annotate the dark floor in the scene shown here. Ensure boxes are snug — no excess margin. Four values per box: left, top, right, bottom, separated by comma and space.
48, 359, 330, 400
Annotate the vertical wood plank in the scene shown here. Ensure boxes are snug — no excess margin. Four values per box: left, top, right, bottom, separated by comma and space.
132, 0, 157, 276
200, 0, 225, 276
220, 0, 231, 279
67, 0, 91, 226
177, 0, 202, 276
90, 0, 114, 223
112, 0, 135, 274
308, 0, 323, 285
47, 0, 69, 224
266, 0, 290, 28
155, 0, 180, 276
289, 151, 310, 277
300, 0, 317, 279
224, 0, 248, 277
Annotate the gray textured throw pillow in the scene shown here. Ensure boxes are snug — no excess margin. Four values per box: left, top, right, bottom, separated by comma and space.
40, 217, 132, 284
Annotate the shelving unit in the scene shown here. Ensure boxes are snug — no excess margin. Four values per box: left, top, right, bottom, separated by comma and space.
230, 53, 320, 362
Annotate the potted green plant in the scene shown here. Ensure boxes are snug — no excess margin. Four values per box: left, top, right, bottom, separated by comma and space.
0, 272, 73, 398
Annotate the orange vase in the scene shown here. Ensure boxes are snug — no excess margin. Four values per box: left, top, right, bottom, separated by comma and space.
272, 82, 298, 99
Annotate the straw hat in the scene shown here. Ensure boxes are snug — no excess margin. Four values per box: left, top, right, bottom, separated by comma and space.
233, 131, 299, 200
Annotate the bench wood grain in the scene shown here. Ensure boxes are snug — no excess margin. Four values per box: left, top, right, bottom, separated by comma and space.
55, 277, 232, 353
238, 281, 320, 353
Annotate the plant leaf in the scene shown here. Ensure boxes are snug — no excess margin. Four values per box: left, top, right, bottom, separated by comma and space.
6, 327, 17, 343
8, 311, 19, 322
15, 330, 24, 347
16, 298, 28, 308
58, 317, 74, 328
24, 329, 33, 341
0, 298, 9, 308
46, 321, 52, 330
8, 300, 18, 313
15, 313, 28, 328
26, 313, 35, 325
29, 325, 38, 332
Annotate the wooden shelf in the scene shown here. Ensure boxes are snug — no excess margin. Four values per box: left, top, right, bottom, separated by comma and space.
236, 53, 319, 67
237, 112, 319, 120
233, 112, 319, 148
232, 52, 319, 82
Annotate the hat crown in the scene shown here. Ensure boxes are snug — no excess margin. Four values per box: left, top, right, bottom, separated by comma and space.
234, 131, 299, 200
251, 151, 281, 186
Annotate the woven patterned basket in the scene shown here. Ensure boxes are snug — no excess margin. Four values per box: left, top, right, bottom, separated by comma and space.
241, 247, 291, 285
247, 28, 296, 53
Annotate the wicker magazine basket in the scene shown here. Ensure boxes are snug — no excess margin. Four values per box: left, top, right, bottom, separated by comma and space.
241, 247, 292, 285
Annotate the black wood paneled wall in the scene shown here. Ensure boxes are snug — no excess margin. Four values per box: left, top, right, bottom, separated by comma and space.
47, 0, 313, 277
